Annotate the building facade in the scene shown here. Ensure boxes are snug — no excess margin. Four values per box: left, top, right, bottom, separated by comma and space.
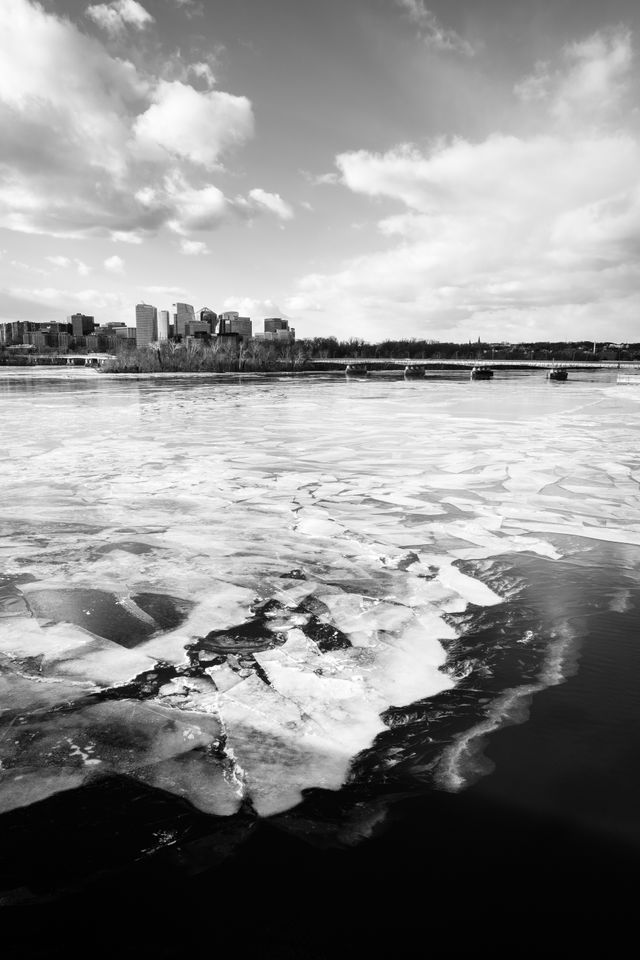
198, 308, 218, 334
172, 302, 195, 339
135, 303, 158, 348
68, 314, 95, 338
158, 310, 170, 340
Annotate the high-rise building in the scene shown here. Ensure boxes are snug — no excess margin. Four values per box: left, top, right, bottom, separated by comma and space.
135, 303, 158, 347
258, 317, 295, 342
218, 314, 251, 342
218, 311, 238, 334
172, 302, 195, 339
158, 310, 170, 340
68, 313, 95, 338
229, 317, 252, 341
264, 318, 288, 333
198, 308, 218, 334
185, 321, 211, 338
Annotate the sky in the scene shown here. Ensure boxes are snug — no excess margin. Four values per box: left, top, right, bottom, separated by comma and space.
1, 0, 640, 342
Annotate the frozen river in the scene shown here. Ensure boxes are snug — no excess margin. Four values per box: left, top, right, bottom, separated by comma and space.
1, 367, 640, 854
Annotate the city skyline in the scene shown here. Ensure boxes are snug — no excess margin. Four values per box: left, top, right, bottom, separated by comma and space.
1, 0, 640, 343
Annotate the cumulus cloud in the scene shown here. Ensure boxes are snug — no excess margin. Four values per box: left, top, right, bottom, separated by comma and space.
290, 26, 640, 341
0, 0, 291, 246
395, 0, 474, 56
86, 0, 154, 36
133, 81, 253, 168
104, 254, 125, 273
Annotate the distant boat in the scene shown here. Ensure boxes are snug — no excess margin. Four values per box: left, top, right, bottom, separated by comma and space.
345, 364, 369, 377
547, 368, 568, 381
470, 366, 493, 380
404, 365, 425, 378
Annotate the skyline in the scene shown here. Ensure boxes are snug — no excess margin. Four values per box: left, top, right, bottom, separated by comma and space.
1, 0, 640, 342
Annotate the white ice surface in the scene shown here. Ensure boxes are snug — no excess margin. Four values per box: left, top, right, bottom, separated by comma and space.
1, 370, 639, 815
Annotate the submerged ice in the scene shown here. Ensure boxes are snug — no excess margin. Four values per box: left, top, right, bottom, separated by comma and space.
1, 370, 639, 816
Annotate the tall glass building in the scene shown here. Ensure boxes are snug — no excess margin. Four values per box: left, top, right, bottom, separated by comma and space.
135, 303, 158, 347
158, 310, 170, 340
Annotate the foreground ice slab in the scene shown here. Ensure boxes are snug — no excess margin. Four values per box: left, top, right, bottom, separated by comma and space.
1, 370, 639, 816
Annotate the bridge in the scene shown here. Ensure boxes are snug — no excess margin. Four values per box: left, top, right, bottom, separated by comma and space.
2, 353, 117, 367
307, 358, 640, 371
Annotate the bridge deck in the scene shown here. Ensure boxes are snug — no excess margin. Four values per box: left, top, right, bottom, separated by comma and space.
309, 358, 640, 370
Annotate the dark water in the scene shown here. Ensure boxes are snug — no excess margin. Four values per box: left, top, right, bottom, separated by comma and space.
1, 369, 640, 956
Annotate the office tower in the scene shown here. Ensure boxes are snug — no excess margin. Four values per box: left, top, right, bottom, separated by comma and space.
264, 318, 288, 333
68, 313, 95, 338
135, 303, 158, 347
172, 302, 195, 339
198, 307, 218, 334
158, 310, 170, 340
228, 317, 252, 341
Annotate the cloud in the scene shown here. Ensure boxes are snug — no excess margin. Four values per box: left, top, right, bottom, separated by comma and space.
179, 238, 209, 255
46, 255, 91, 276
302, 170, 340, 186
144, 285, 188, 296
104, 254, 125, 273
289, 27, 640, 342
165, 0, 203, 17
246, 189, 294, 221
8, 259, 48, 276
86, 0, 154, 36
188, 61, 216, 90
133, 81, 254, 169
515, 26, 632, 122
1, 285, 125, 323
395, 0, 475, 56
222, 297, 286, 319
0, 0, 291, 246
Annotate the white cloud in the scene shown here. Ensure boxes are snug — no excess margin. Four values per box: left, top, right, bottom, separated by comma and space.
9, 259, 48, 276
247, 188, 294, 221
46, 255, 91, 276
0, 0, 290, 247
86, 1, 154, 36
180, 238, 209, 255
515, 27, 632, 122
222, 297, 286, 319
189, 61, 216, 90
144, 285, 188, 295
290, 27, 640, 342
104, 254, 125, 273
395, 0, 475, 56
134, 81, 254, 169
46, 255, 72, 268
302, 170, 340, 186
7, 285, 123, 309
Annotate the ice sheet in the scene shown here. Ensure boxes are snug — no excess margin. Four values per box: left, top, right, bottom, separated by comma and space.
1, 370, 639, 816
